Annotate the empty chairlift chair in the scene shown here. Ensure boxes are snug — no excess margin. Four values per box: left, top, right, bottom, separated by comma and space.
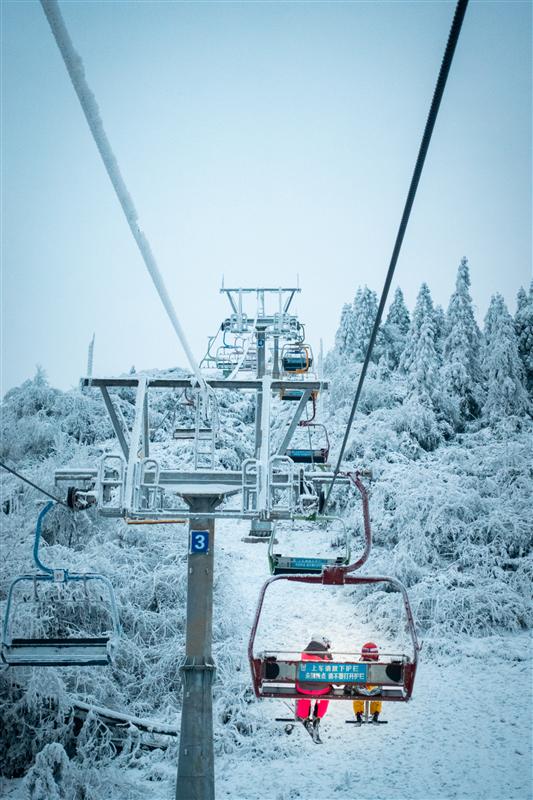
286, 423, 330, 465
1, 502, 120, 667
281, 344, 313, 375
268, 516, 350, 575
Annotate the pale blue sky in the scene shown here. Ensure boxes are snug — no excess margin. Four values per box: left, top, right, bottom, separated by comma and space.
1, 0, 531, 392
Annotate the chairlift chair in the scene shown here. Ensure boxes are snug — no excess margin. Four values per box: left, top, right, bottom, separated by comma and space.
267, 516, 350, 575
286, 424, 330, 465
1, 503, 120, 667
248, 573, 419, 703
215, 347, 237, 377
281, 344, 313, 375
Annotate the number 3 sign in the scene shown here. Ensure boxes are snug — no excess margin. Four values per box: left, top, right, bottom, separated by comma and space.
190, 530, 210, 554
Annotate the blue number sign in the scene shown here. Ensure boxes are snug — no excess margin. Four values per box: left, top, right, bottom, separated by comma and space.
190, 530, 210, 554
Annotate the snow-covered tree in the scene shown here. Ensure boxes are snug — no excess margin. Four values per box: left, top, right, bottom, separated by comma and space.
400, 283, 439, 398
482, 294, 530, 423
334, 302, 357, 357
381, 287, 410, 369
440, 258, 482, 420
514, 282, 533, 392
352, 286, 379, 362
433, 304, 446, 357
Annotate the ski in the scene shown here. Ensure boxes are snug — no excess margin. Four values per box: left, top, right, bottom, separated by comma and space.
276, 713, 323, 744
345, 719, 388, 725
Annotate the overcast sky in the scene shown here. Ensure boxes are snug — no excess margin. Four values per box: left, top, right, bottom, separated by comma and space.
1, 0, 531, 393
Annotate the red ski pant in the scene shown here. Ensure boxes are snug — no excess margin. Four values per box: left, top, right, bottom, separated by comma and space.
295, 698, 329, 719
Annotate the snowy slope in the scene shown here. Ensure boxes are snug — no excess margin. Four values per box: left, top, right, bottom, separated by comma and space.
2, 518, 531, 800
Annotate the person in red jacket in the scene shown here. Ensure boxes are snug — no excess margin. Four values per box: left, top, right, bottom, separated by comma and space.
295, 634, 332, 736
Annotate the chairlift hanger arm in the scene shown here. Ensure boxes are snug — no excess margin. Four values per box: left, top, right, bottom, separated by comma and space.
343, 472, 371, 573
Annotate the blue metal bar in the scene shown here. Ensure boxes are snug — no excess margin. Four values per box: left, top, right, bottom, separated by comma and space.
32, 502, 55, 574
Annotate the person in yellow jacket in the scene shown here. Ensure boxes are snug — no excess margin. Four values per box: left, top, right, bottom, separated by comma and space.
353, 641, 383, 723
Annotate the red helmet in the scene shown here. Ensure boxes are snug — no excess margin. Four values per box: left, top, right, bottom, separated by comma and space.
361, 642, 379, 661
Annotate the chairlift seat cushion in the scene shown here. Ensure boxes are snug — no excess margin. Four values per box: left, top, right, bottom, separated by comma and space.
2, 637, 111, 667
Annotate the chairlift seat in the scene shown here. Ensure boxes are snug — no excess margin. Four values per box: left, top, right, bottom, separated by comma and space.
2, 504, 122, 669
2, 637, 111, 667
173, 427, 211, 440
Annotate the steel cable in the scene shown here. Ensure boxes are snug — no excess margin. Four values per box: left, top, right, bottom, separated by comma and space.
324, 0, 469, 510
40, 0, 206, 389
0, 461, 69, 507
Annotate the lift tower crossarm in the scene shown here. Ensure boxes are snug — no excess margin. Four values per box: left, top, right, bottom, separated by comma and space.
81, 377, 327, 392
220, 287, 301, 293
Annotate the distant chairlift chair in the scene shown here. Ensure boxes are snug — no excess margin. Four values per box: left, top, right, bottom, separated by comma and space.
268, 516, 350, 575
281, 344, 313, 375
1, 502, 120, 667
286, 423, 330, 465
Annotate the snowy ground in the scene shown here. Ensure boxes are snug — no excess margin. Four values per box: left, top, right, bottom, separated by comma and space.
2, 519, 531, 800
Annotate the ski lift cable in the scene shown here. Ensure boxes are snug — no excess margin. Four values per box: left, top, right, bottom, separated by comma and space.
40, 0, 206, 390
0, 461, 70, 508
323, 0, 469, 512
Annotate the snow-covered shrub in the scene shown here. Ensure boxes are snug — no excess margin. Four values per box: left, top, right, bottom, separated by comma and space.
390, 396, 441, 452
22, 743, 77, 800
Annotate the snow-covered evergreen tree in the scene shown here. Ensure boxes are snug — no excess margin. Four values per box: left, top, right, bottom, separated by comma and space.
352, 286, 379, 362
440, 258, 482, 421
334, 302, 357, 357
400, 283, 439, 398
433, 304, 446, 357
514, 282, 533, 392
482, 294, 530, 423
381, 287, 410, 369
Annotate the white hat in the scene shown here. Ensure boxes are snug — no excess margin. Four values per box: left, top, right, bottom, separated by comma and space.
311, 633, 331, 649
